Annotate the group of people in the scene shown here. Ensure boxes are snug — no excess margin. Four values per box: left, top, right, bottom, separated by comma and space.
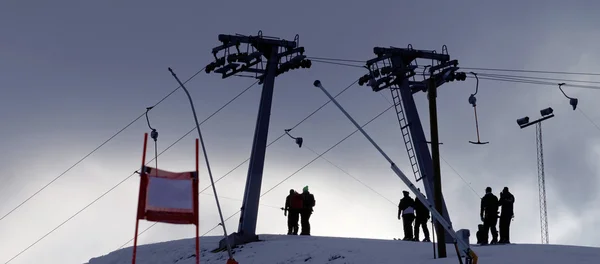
397, 189, 431, 242
282, 185, 514, 244
478, 186, 515, 245
397, 186, 515, 245
283, 186, 316, 236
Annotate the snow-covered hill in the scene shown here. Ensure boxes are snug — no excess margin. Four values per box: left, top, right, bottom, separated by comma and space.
87, 234, 600, 264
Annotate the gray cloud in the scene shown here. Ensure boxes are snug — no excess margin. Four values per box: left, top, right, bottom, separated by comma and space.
2, 1, 600, 263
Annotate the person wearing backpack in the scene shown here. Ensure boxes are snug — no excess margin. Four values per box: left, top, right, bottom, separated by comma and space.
284, 189, 302, 235
300, 186, 316, 236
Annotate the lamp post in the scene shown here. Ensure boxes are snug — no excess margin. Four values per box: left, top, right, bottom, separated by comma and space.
516, 106, 555, 244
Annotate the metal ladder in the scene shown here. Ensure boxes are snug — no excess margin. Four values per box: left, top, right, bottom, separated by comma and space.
390, 86, 423, 182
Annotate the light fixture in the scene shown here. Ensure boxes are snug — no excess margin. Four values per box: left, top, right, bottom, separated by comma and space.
517, 116, 530, 126
540, 107, 553, 117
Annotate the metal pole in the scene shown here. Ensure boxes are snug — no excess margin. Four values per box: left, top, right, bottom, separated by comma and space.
314, 81, 393, 164
168, 67, 234, 259
238, 46, 279, 236
427, 73, 447, 257
432, 219, 436, 259
313, 80, 474, 258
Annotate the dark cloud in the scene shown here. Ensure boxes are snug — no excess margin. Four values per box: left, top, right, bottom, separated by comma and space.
2, 1, 600, 263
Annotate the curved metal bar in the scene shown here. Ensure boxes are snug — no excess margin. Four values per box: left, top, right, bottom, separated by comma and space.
470, 72, 479, 96
144, 107, 155, 131
558, 83, 574, 99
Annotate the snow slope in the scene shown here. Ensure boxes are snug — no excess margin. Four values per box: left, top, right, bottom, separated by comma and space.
87, 234, 600, 264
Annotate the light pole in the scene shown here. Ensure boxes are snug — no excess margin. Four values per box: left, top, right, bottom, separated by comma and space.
516, 106, 555, 244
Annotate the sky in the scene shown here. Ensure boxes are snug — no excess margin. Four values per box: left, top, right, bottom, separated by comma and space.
1, 1, 600, 263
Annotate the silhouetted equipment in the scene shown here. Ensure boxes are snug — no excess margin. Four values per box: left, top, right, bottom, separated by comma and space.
205, 30, 311, 249
467, 72, 489, 145
144, 106, 159, 142
169, 67, 235, 262
284, 129, 303, 148
516, 117, 530, 127
558, 83, 578, 110
356, 44, 471, 257
144, 106, 159, 177
516, 107, 555, 244
313, 79, 478, 264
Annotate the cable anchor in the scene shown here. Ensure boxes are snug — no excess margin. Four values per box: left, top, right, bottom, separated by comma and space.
468, 72, 488, 145
284, 129, 303, 148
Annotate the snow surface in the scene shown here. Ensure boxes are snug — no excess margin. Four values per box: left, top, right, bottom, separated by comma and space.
87, 234, 600, 264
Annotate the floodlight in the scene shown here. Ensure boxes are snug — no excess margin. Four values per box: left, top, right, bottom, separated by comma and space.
540, 107, 553, 117
517, 117, 530, 126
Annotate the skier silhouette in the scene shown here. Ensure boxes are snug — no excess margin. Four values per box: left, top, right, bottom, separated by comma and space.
498, 187, 515, 243
413, 189, 430, 242
284, 189, 302, 235
480, 186, 499, 244
299, 186, 315, 236
398, 190, 415, 241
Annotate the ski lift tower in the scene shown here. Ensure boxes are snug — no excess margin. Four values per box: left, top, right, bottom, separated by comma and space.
205, 31, 312, 249
357, 45, 468, 258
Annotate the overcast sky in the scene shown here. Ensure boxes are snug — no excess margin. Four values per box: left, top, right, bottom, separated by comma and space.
2, 1, 600, 263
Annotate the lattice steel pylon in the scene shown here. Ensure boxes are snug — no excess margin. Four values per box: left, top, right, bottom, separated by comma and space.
535, 122, 549, 244
517, 107, 554, 244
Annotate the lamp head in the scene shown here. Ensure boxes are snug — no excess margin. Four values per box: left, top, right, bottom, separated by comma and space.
517, 116, 530, 126
313, 80, 321, 87
540, 107, 554, 117
295, 137, 303, 148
